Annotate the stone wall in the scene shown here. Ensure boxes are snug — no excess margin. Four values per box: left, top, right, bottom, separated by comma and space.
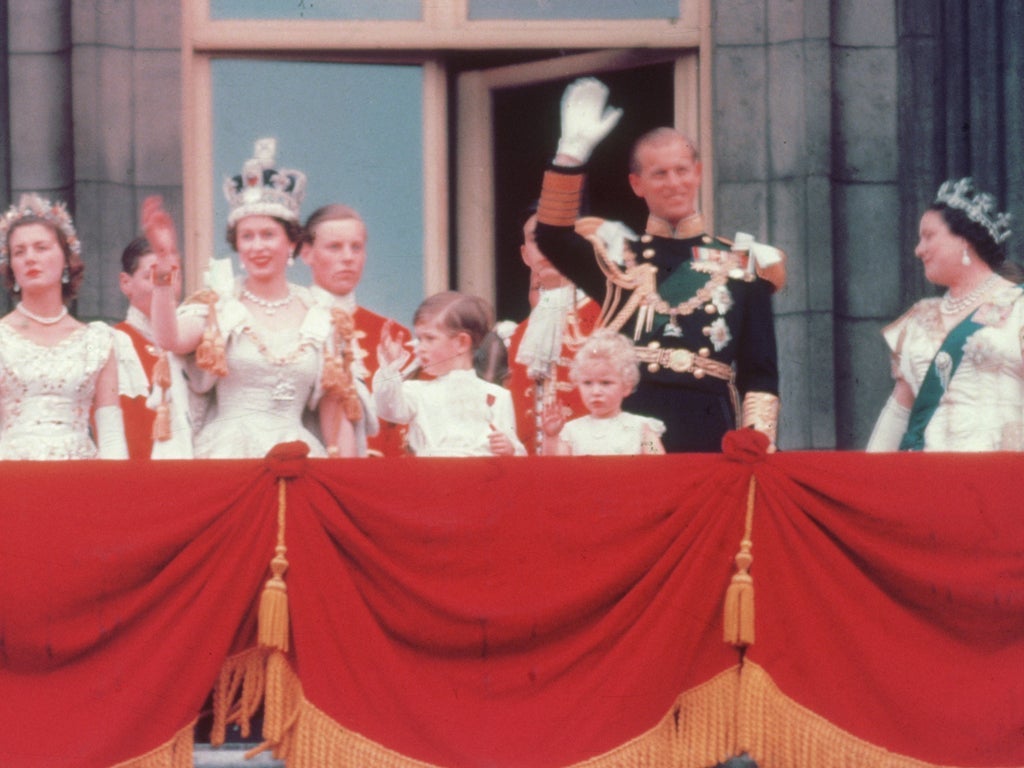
712, 0, 841, 450
2, 0, 181, 321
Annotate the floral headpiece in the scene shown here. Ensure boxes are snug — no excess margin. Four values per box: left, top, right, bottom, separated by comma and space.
223, 138, 307, 227
934, 177, 1013, 245
0, 193, 81, 263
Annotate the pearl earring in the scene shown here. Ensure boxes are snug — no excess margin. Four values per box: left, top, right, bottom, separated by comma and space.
961, 248, 971, 267
61, 267, 71, 284
287, 255, 295, 268
12, 281, 20, 293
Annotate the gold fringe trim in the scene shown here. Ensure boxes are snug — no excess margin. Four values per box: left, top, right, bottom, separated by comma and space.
737, 661, 1010, 768
211, 647, 267, 745
109, 722, 194, 768
723, 475, 756, 647
265, 662, 742, 768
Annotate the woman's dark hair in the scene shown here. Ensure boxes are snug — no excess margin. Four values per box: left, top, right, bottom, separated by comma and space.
930, 203, 1022, 281
3, 217, 85, 301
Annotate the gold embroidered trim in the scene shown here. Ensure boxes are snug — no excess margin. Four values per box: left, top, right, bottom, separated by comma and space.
741, 392, 779, 448
538, 170, 585, 227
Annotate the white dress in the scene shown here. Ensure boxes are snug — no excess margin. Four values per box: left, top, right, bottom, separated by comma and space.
373, 366, 526, 457
560, 411, 666, 455
0, 321, 147, 460
883, 281, 1024, 451
180, 289, 331, 459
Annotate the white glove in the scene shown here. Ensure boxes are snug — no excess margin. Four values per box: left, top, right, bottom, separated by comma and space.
555, 78, 623, 164
865, 395, 910, 452
596, 220, 638, 266
95, 405, 129, 459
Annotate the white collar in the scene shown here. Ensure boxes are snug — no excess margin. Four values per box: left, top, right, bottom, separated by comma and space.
310, 284, 357, 314
125, 305, 153, 341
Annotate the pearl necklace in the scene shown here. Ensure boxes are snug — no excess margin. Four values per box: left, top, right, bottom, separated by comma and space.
939, 273, 999, 315
16, 302, 68, 325
241, 287, 294, 315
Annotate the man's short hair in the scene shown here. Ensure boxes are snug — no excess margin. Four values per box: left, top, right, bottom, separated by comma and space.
121, 235, 153, 275
302, 203, 365, 245
629, 127, 700, 174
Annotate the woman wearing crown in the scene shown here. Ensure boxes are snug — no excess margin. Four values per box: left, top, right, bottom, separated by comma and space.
867, 177, 1024, 451
0, 194, 145, 459
147, 139, 369, 458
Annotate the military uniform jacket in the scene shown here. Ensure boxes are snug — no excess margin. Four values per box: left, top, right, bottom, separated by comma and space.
534, 168, 779, 452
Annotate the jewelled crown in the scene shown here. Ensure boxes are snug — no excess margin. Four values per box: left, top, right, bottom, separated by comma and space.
934, 177, 1013, 245
223, 138, 307, 226
0, 193, 81, 263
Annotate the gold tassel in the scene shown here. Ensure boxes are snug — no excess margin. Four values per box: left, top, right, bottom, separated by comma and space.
195, 297, 228, 377
322, 308, 364, 422
258, 478, 290, 653
151, 351, 172, 442
724, 475, 757, 647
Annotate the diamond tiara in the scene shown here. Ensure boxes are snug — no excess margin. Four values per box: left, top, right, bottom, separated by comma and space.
0, 193, 81, 263
934, 177, 1013, 245
224, 138, 307, 227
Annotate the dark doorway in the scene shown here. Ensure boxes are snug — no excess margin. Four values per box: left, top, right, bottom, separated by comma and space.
490, 62, 676, 322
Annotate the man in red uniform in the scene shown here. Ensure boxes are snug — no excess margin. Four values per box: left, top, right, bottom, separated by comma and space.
115, 235, 181, 458
301, 204, 411, 456
506, 210, 600, 454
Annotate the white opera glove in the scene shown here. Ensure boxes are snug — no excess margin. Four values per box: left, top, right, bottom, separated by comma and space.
95, 405, 129, 459
555, 77, 623, 164
865, 395, 910, 452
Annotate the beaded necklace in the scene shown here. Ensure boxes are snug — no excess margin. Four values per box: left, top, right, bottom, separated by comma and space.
940, 273, 999, 315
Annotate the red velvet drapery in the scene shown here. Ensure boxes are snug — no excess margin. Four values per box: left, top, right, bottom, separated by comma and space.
1, 442, 1022, 767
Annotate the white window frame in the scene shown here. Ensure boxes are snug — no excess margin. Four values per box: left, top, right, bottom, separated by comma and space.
180, 0, 710, 298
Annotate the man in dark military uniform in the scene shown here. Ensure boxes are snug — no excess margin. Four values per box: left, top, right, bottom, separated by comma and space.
534, 78, 782, 453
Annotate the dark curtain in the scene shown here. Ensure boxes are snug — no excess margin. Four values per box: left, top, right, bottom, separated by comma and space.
899, 0, 1024, 303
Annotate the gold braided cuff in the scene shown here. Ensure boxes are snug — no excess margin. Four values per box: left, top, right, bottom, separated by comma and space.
741, 391, 780, 448
538, 170, 584, 227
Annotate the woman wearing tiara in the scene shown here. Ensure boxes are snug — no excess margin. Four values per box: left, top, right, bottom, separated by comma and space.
147, 138, 370, 458
0, 194, 143, 459
867, 177, 1024, 451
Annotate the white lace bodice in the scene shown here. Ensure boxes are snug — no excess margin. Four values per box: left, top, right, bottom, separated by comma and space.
0, 322, 115, 459
181, 290, 330, 459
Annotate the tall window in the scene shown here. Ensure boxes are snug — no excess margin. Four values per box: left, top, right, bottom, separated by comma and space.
183, 1, 706, 324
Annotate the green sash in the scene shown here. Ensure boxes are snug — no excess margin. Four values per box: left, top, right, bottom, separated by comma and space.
647, 253, 728, 335
899, 310, 984, 451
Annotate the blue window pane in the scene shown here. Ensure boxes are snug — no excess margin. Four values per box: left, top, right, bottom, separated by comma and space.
469, 0, 679, 20
212, 60, 424, 325
210, 0, 421, 21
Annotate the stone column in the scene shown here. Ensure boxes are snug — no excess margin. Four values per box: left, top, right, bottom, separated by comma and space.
70, 0, 182, 320
712, 0, 835, 449
831, 0, 900, 448
7, 0, 74, 202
